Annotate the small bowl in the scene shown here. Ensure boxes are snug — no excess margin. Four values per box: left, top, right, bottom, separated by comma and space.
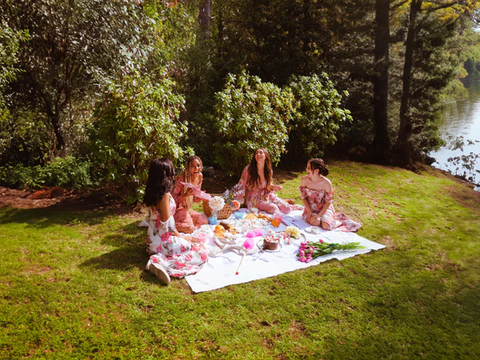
234, 211, 245, 220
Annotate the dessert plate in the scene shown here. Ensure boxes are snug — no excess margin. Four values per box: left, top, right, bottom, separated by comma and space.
256, 239, 283, 253
304, 226, 322, 235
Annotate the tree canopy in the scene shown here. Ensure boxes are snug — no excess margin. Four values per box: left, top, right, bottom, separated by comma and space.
1, 0, 479, 201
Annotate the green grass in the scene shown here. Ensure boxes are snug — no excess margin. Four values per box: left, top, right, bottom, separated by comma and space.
1, 161, 479, 359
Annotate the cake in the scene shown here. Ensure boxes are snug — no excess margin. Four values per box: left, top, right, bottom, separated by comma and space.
263, 235, 279, 250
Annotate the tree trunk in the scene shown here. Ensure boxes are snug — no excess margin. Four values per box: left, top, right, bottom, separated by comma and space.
44, 99, 65, 152
395, 0, 422, 168
198, 0, 211, 41
371, 0, 391, 164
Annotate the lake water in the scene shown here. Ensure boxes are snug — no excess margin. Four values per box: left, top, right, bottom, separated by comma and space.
430, 78, 480, 191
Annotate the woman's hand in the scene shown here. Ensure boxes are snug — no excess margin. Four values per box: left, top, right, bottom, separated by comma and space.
183, 188, 194, 197
305, 207, 312, 218
184, 236, 200, 244
271, 184, 282, 192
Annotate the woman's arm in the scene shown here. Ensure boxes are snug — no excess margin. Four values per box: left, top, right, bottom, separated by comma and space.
271, 184, 282, 192
235, 166, 249, 200
302, 198, 313, 217
317, 180, 333, 217
316, 200, 330, 217
172, 175, 193, 206
299, 179, 312, 217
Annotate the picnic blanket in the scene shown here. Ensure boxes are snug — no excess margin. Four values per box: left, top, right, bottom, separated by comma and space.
186, 210, 385, 293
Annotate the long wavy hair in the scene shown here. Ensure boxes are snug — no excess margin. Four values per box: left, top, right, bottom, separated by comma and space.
180, 155, 203, 210
248, 148, 273, 190
143, 158, 175, 207
309, 158, 329, 176
182, 155, 203, 185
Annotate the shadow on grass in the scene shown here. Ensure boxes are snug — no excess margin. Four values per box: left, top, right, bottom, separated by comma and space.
0, 205, 134, 228
78, 221, 160, 283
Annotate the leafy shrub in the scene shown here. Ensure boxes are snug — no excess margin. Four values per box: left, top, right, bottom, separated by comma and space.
284, 73, 353, 164
0, 108, 51, 167
41, 156, 93, 188
214, 71, 297, 176
0, 156, 92, 189
88, 66, 186, 204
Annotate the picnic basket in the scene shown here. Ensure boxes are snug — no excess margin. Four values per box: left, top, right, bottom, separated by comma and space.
202, 199, 234, 219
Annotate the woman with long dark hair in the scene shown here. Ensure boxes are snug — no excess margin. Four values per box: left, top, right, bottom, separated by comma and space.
299, 158, 361, 231
144, 158, 208, 285
236, 148, 299, 214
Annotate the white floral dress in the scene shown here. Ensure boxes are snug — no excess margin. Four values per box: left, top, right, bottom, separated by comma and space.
145, 194, 208, 278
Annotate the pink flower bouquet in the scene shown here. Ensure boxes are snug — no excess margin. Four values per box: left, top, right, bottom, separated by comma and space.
297, 239, 365, 263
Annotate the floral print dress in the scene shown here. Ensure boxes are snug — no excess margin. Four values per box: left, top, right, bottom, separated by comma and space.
299, 186, 361, 232
171, 175, 208, 230
236, 165, 298, 214
145, 194, 208, 278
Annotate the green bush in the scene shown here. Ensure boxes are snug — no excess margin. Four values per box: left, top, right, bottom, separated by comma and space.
284, 73, 352, 164
88, 66, 186, 204
0, 108, 51, 167
213, 71, 297, 176
0, 156, 92, 189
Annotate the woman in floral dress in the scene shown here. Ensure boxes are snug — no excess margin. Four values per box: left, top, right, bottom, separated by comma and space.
172, 155, 208, 233
236, 148, 300, 214
299, 158, 361, 232
144, 158, 208, 285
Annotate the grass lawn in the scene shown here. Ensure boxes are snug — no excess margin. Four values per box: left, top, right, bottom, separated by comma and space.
1, 161, 479, 359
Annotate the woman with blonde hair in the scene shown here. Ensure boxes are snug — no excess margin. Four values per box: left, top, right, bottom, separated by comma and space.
171, 155, 208, 233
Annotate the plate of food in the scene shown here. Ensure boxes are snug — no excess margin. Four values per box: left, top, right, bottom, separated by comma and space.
256, 235, 283, 253
304, 226, 322, 235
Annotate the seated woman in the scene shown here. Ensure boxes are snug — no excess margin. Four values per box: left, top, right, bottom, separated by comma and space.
144, 158, 208, 285
172, 155, 208, 233
299, 158, 361, 232
236, 148, 300, 214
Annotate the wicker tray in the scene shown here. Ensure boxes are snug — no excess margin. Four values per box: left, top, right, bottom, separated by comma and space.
202, 199, 234, 219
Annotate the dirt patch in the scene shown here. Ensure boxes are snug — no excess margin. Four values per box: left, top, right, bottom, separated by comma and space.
0, 186, 127, 212
0, 167, 298, 211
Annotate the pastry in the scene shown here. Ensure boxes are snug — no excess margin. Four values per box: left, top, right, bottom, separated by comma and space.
263, 235, 279, 250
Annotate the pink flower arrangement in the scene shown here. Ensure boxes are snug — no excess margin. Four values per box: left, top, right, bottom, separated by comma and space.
297, 239, 364, 263
222, 184, 244, 209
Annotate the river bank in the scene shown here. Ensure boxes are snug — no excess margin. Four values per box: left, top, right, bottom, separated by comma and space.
431, 77, 480, 191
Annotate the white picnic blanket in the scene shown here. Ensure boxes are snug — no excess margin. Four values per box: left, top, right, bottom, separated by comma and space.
186, 210, 385, 293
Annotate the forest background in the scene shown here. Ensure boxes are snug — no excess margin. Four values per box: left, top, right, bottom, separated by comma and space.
1, 0, 480, 203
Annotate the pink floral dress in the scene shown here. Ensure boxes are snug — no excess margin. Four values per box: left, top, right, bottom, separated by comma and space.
145, 194, 208, 278
171, 175, 208, 230
299, 186, 361, 232
236, 165, 297, 214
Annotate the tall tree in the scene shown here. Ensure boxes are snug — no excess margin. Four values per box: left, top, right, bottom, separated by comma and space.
394, 0, 480, 167
1, 0, 149, 154
198, 0, 211, 40
395, 0, 422, 168
371, 0, 391, 163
